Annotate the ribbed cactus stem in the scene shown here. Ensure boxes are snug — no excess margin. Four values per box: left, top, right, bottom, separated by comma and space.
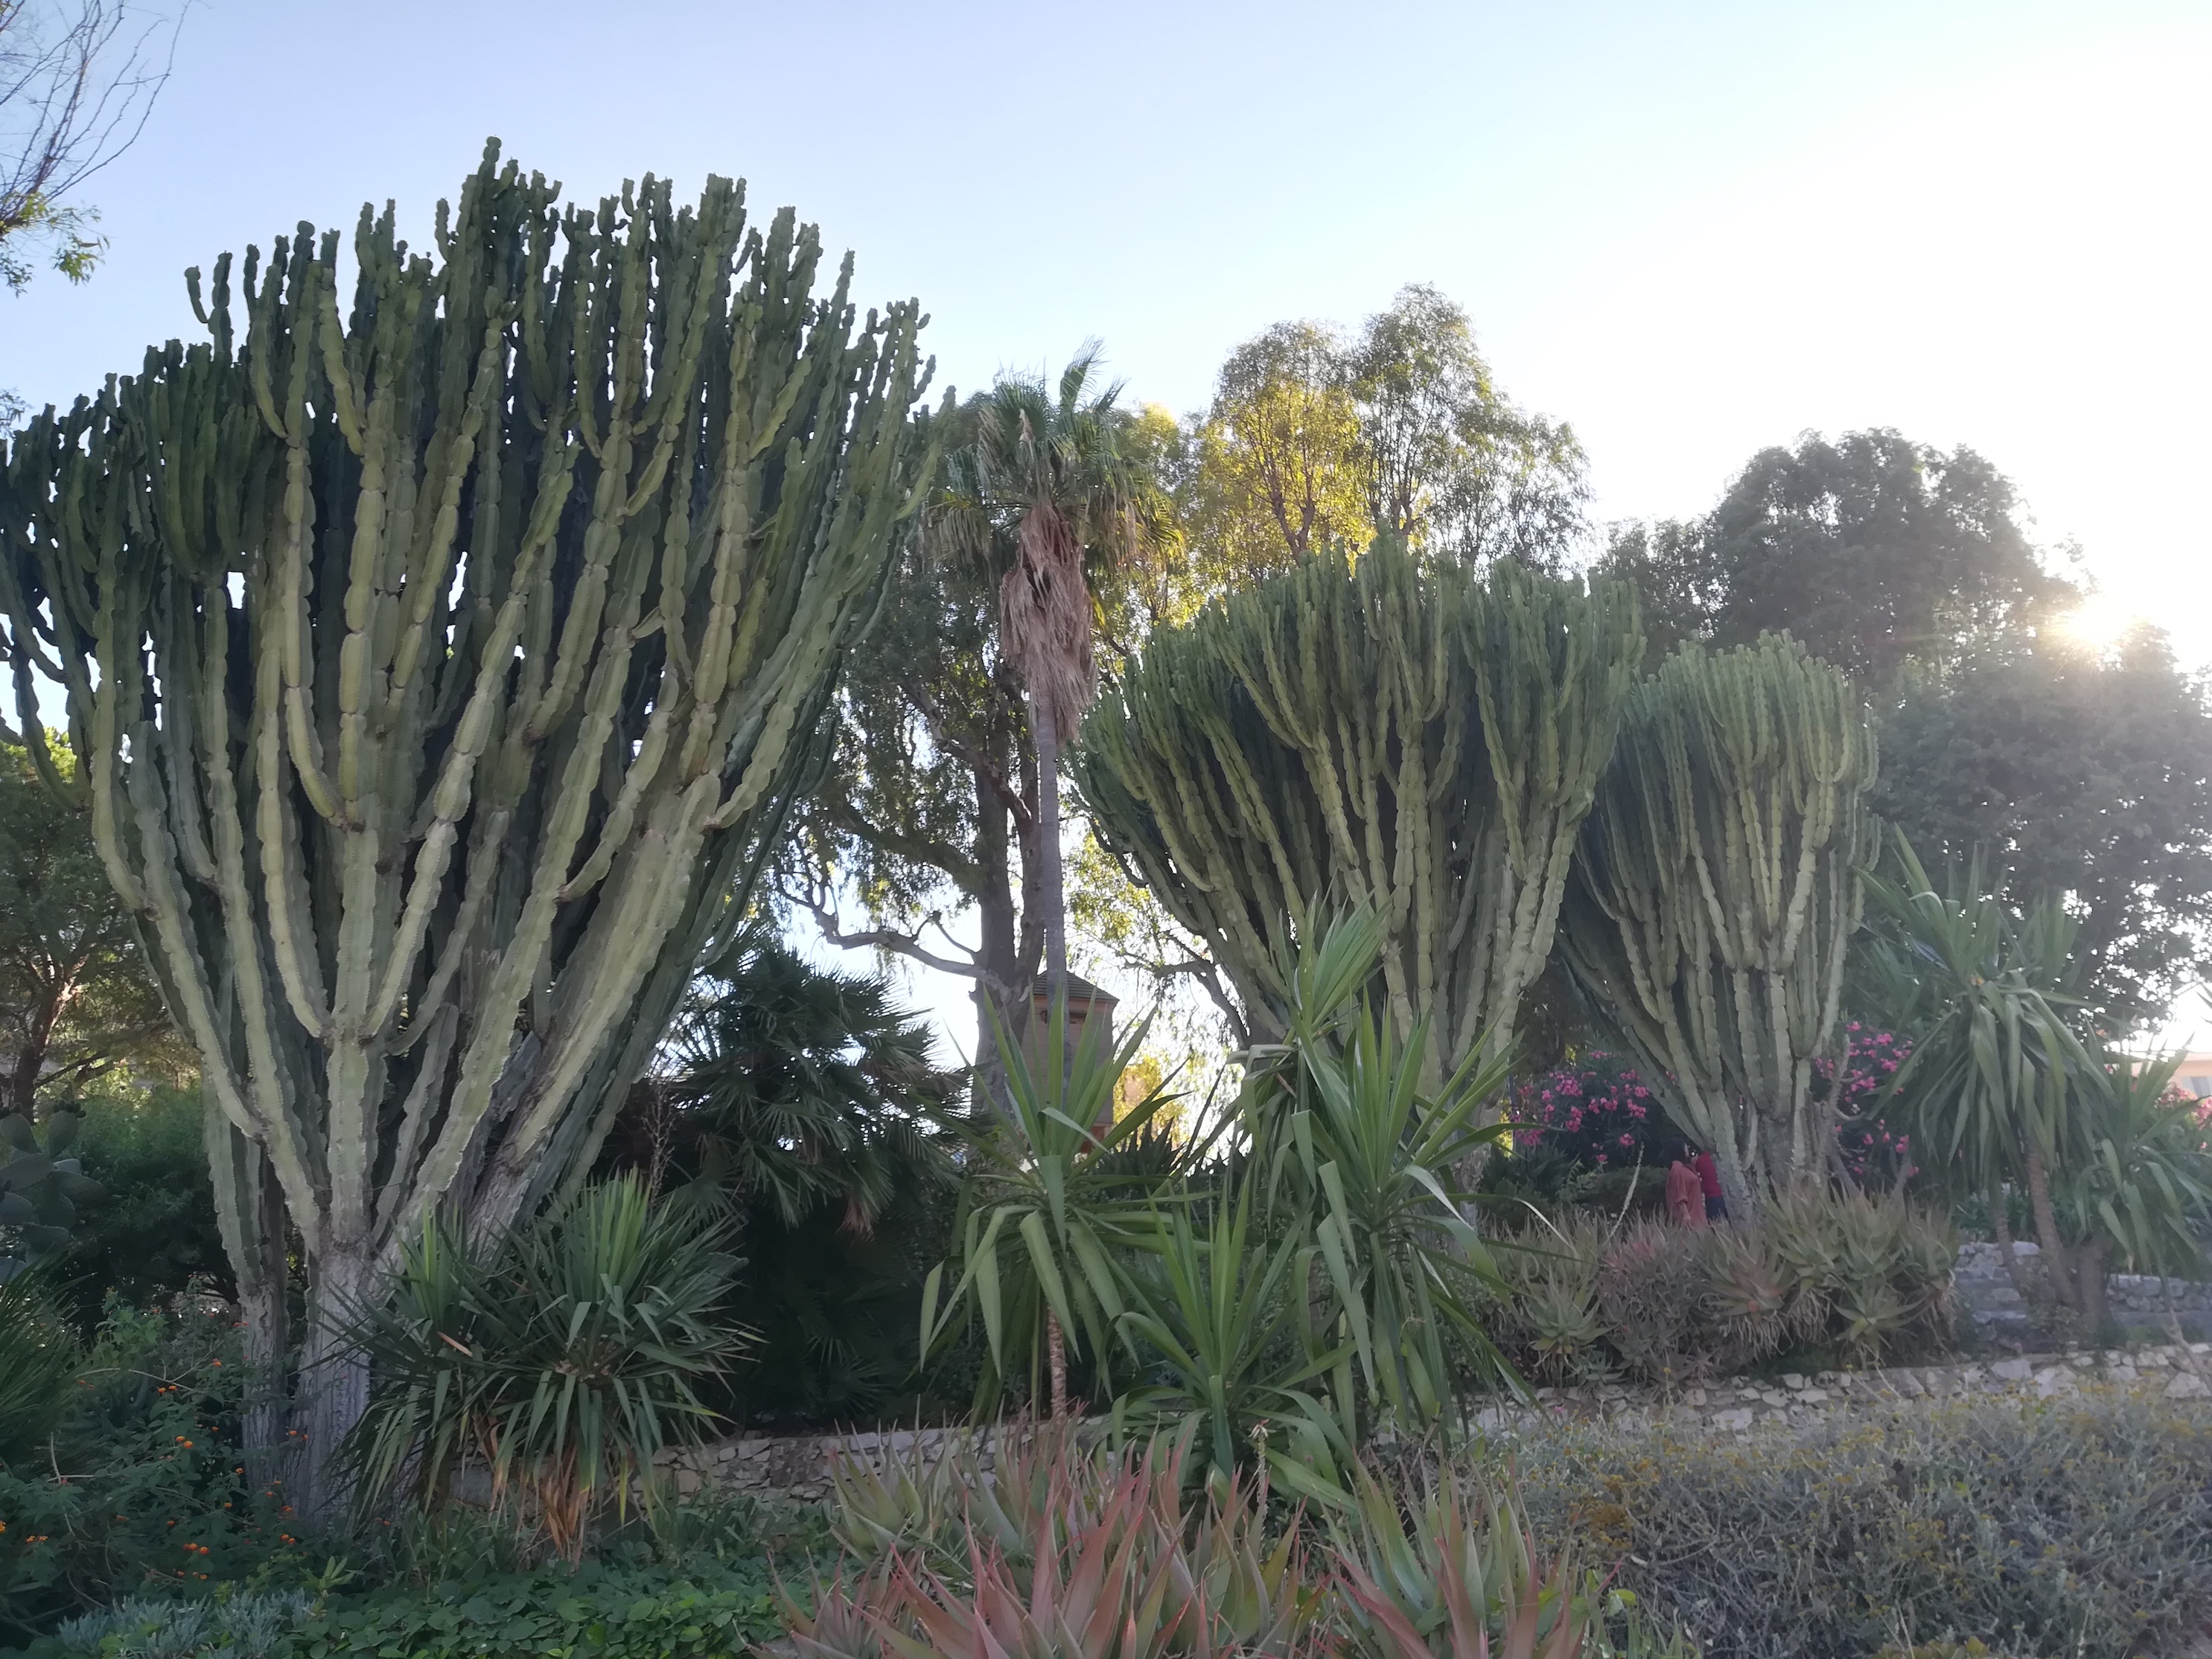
0, 144, 934, 1511
1077, 540, 1641, 1084
1556, 635, 1880, 1210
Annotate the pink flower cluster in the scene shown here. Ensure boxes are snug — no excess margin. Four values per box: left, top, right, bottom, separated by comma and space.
1508, 1026, 1923, 1183
1510, 1050, 1668, 1169
1826, 1023, 1919, 1185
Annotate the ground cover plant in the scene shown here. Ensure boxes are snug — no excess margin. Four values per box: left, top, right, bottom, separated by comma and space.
1511, 1385, 2212, 1658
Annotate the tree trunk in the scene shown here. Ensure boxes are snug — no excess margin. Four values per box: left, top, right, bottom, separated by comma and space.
1045, 1308, 1069, 1421
1032, 694, 1066, 1002
292, 1242, 375, 1518
972, 762, 1024, 1120
4, 972, 72, 1118
2021, 1145, 2078, 1314
2074, 1237, 2110, 1340
1988, 1183, 2036, 1307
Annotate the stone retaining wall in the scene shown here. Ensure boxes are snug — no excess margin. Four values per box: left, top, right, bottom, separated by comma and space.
1954, 1240, 2212, 1334
666, 1342, 2212, 1503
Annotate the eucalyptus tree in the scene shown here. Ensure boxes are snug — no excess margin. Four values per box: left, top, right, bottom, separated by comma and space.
1078, 539, 1641, 1083
1556, 637, 1881, 1212
928, 347, 1172, 1013
0, 144, 934, 1506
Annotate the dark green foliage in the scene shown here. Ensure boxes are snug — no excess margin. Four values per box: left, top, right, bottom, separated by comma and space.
596, 930, 963, 1428
0, 1296, 281, 1645
646, 924, 962, 1229
59, 1089, 229, 1327
0, 1271, 77, 1464
1874, 631, 2212, 1027
1517, 1389, 2212, 1658
1598, 430, 2066, 686
716, 1194, 951, 1427
284, 1561, 783, 1659
0, 1109, 102, 1272
340, 1179, 744, 1560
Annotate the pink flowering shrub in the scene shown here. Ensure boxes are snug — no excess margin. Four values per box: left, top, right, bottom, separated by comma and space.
1510, 1026, 1919, 1184
1508, 1050, 1668, 1169
1826, 1024, 1919, 1188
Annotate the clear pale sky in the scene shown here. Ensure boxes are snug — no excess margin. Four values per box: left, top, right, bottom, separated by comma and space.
7, 0, 2210, 1048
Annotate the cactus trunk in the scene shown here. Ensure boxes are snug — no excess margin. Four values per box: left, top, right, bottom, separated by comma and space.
1557, 637, 1880, 1209
0, 144, 933, 1512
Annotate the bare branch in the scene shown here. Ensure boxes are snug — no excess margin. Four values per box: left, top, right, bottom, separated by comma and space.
0, 0, 183, 288
778, 878, 1016, 997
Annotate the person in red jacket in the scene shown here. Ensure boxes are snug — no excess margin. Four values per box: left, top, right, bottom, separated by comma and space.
1665, 1144, 1706, 1228
1692, 1147, 1728, 1221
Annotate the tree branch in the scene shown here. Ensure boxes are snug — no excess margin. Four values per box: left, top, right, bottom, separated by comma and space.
780, 879, 1016, 1001
903, 675, 1033, 832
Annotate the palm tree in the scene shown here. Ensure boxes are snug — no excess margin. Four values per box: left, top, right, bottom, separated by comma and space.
640, 923, 963, 1229
928, 347, 1173, 1044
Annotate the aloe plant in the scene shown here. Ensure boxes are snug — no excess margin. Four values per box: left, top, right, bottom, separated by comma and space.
1331, 1462, 1587, 1659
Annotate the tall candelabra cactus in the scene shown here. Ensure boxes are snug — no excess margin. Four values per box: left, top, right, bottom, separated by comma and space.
1077, 541, 1641, 1082
0, 144, 934, 1505
1556, 637, 1880, 1211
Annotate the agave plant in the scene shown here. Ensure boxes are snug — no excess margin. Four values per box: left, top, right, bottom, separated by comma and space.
342, 1176, 744, 1558
0, 1109, 101, 1276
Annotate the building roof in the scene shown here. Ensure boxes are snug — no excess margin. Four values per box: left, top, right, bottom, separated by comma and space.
1029, 972, 1118, 1007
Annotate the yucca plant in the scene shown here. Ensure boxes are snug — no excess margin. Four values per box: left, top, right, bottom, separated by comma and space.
922, 999, 1206, 1419
1862, 838, 2102, 1316
1112, 1187, 1351, 1486
2068, 1049, 2211, 1288
342, 1176, 744, 1558
1243, 908, 1517, 1440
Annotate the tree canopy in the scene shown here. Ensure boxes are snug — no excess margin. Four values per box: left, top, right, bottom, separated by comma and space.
0, 734, 183, 1115
1599, 428, 2071, 684
1875, 629, 2212, 1029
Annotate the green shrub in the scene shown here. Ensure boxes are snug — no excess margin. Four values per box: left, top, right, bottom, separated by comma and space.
54, 1588, 313, 1659
1511, 1387, 2212, 1658
0, 1293, 284, 1643
286, 1561, 782, 1659
60, 1090, 229, 1329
